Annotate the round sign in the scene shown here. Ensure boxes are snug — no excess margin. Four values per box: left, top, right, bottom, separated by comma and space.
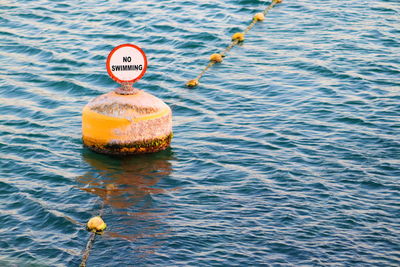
106, 44, 147, 83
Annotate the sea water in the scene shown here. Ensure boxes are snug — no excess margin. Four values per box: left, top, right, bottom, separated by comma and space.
1, 0, 399, 266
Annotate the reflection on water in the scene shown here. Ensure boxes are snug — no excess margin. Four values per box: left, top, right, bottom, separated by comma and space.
77, 149, 177, 252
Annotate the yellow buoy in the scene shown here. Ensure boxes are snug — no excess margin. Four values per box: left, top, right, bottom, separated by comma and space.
209, 53, 223, 63
186, 79, 199, 88
82, 84, 173, 155
253, 13, 265, 22
87, 216, 107, 232
232, 32, 245, 42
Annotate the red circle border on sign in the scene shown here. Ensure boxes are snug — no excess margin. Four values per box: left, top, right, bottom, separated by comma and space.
106, 43, 148, 83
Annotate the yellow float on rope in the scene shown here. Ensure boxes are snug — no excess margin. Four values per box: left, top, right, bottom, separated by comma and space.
186, 79, 199, 88
232, 32, 245, 42
87, 216, 107, 233
209, 53, 223, 63
253, 13, 265, 22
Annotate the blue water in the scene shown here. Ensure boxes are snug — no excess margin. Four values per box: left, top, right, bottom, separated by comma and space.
1, 0, 400, 266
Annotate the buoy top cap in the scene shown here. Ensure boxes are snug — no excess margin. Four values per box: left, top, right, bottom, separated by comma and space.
106, 44, 148, 84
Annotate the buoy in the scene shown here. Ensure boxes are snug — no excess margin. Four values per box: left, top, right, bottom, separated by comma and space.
253, 13, 265, 22
186, 79, 199, 88
82, 44, 173, 155
87, 216, 107, 233
209, 53, 223, 63
82, 84, 173, 155
232, 32, 245, 42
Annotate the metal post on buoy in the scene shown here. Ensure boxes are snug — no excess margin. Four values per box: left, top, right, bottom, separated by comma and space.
82, 44, 173, 155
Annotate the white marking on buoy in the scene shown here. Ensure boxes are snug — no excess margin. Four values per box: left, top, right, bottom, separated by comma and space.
106, 44, 148, 83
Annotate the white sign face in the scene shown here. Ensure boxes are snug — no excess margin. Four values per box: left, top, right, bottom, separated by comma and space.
106, 44, 147, 83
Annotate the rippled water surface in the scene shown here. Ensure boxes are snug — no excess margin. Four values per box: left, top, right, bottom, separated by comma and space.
1, 0, 400, 266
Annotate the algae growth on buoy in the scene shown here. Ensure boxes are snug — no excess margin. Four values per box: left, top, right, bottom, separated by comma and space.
82, 44, 173, 155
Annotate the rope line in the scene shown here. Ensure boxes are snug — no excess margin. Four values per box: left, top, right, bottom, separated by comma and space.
79, 188, 110, 267
186, 0, 283, 88
221, 40, 239, 58
80, 232, 96, 267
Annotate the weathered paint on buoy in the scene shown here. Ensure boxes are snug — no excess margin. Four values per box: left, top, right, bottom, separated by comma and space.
82, 89, 173, 155
82, 86, 172, 155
